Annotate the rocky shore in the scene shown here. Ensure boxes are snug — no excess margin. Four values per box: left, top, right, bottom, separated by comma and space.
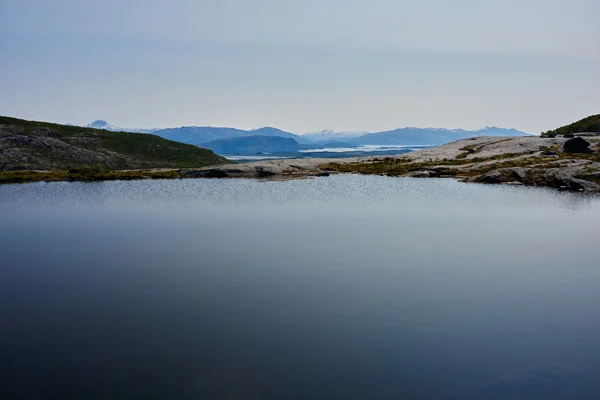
180, 135, 600, 191
323, 135, 600, 191
3, 135, 600, 192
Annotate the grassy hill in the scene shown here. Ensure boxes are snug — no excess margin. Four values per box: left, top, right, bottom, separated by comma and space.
542, 114, 600, 137
0, 116, 230, 171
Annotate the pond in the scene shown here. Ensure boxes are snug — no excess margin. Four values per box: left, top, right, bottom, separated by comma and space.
1, 175, 600, 399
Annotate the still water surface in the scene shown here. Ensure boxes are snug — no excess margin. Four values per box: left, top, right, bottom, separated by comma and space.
1, 175, 600, 399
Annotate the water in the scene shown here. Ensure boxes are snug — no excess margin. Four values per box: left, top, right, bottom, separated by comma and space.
224, 155, 296, 161
222, 145, 432, 162
1, 175, 600, 400
297, 144, 433, 153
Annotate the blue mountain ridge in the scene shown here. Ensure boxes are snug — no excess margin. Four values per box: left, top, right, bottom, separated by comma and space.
86, 121, 530, 148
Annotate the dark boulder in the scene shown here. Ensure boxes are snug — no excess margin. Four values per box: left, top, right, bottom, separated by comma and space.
476, 168, 527, 184
563, 137, 590, 153
407, 170, 438, 178
314, 171, 330, 177
254, 166, 277, 177
478, 171, 507, 184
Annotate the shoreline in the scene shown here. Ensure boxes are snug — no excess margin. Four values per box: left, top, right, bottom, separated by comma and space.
2, 136, 600, 191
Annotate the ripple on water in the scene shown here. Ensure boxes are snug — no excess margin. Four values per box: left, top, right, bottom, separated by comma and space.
1, 175, 600, 399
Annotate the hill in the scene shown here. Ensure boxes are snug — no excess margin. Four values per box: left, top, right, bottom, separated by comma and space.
542, 114, 600, 137
203, 136, 299, 154
249, 127, 313, 144
152, 126, 313, 146
0, 116, 230, 171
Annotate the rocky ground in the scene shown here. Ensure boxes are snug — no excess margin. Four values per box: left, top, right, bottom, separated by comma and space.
321, 135, 600, 191
4, 134, 600, 192
178, 134, 600, 191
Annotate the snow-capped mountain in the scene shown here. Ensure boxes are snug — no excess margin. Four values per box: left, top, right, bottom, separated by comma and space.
302, 129, 370, 144
86, 120, 157, 134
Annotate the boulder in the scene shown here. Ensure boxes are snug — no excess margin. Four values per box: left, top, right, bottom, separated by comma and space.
527, 166, 600, 191
313, 171, 330, 177
563, 137, 591, 153
288, 164, 309, 171
475, 168, 526, 184
552, 167, 600, 191
478, 171, 505, 184
407, 170, 438, 178
508, 167, 528, 181
254, 166, 278, 177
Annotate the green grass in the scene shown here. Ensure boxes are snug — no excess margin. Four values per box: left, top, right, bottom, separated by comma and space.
321, 134, 600, 191
0, 169, 182, 184
0, 116, 84, 136
574, 165, 600, 184
98, 131, 228, 168
0, 170, 66, 184
322, 152, 531, 177
322, 153, 599, 185
461, 157, 559, 177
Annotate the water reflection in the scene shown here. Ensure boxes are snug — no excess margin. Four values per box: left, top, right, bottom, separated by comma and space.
1, 175, 600, 399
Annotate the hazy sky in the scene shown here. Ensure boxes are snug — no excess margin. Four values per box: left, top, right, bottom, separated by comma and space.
1, 0, 599, 133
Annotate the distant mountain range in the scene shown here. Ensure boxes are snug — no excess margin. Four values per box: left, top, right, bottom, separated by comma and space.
85, 120, 531, 149
86, 120, 158, 134
347, 126, 530, 146
303, 130, 368, 143
150, 126, 315, 146
85, 121, 315, 145
201, 135, 355, 155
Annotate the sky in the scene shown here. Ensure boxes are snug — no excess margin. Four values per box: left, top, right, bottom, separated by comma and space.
1, 0, 599, 134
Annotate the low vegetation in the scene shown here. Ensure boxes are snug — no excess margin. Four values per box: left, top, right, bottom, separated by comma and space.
322, 138, 600, 191
322, 152, 535, 177
0, 116, 231, 171
541, 114, 600, 137
321, 116, 600, 191
0, 168, 181, 184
